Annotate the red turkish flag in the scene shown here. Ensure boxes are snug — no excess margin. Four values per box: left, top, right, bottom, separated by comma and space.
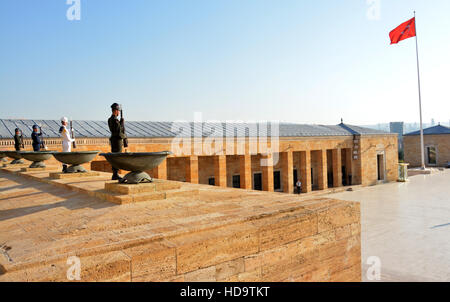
390, 17, 416, 44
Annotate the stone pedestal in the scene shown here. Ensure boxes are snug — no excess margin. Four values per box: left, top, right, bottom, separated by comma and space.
100, 179, 198, 204
105, 179, 181, 194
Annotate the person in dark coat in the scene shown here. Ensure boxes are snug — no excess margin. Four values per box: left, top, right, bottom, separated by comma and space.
31, 125, 43, 152
14, 128, 24, 151
108, 103, 127, 181
295, 180, 302, 194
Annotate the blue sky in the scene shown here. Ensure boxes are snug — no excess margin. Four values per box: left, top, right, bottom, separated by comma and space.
0, 0, 449, 125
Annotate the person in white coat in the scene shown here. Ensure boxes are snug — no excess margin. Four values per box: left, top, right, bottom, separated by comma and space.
59, 117, 75, 172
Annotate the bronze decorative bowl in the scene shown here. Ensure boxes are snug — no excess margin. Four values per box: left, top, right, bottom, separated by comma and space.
52, 151, 99, 173
3, 151, 25, 165
100, 151, 171, 184
19, 151, 53, 168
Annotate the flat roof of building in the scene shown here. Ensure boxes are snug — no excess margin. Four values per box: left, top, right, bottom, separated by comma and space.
0, 119, 389, 139
405, 124, 450, 136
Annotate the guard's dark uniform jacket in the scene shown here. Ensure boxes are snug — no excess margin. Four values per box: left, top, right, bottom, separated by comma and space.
31, 132, 43, 151
108, 115, 126, 153
14, 134, 23, 151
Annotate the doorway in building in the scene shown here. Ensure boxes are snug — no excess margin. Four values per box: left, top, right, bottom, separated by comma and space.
342, 166, 347, 186
311, 168, 318, 191
377, 154, 385, 181
341, 148, 352, 186
253, 173, 262, 191
208, 177, 215, 186
273, 171, 281, 191
232, 175, 240, 188
427, 146, 437, 165
327, 172, 334, 188
293, 169, 298, 185
327, 150, 334, 188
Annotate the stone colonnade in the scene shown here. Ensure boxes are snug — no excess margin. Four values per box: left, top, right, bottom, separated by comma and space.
156, 148, 354, 194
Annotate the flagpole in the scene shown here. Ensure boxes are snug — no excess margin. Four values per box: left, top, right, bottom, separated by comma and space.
414, 11, 426, 169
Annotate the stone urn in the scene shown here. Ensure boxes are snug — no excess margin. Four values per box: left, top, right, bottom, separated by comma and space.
3, 151, 25, 165
100, 151, 171, 184
19, 151, 54, 168
52, 151, 99, 173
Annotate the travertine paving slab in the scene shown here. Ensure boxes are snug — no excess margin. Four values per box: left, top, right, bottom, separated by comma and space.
327, 170, 450, 282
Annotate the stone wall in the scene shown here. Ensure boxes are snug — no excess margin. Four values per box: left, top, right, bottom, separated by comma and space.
360, 135, 399, 186
404, 134, 450, 167
146, 200, 362, 282
0, 194, 361, 282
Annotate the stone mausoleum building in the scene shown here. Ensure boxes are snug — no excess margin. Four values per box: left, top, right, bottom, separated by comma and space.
0, 119, 399, 193
404, 124, 450, 168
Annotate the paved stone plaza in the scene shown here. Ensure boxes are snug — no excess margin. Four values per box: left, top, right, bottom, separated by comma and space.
328, 170, 450, 282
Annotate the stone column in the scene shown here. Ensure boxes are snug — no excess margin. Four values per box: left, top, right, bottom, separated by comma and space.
300, 151, 312, 193
262, 154, 274, 192
239, 155, 252, 190
281, 151, 294, 194
317, 150, 328, 190
332, 149, 342, 188
185, 156, 199, 184
152, 159, 167, 180
214, 155, 227, 187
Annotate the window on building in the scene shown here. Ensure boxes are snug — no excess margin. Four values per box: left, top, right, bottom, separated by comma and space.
232, 175, 240, 188
427, 146, 437, 165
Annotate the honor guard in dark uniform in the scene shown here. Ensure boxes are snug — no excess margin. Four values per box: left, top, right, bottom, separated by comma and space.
108, 103, 127, 181
31, 125, 43, 152
14, 128, 24, 151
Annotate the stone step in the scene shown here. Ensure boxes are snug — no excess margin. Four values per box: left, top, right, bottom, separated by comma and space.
104, 179, 181, 194
94, 187, 199, 205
